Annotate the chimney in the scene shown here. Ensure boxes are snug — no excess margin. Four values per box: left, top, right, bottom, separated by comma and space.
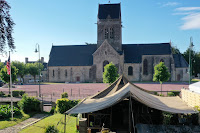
41, 57, 44, 63
25, 57, 28, 64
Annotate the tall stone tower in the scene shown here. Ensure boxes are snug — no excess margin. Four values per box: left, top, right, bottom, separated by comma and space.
97, 3, 122, 51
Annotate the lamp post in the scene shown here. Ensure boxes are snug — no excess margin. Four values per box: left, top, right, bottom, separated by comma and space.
189, 37, 194, 85
35, 43, 41, 97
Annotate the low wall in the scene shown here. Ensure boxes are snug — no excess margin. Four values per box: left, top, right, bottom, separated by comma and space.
181, 89, 200, 107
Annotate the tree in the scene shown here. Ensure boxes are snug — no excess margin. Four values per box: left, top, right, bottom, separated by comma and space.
0, 62, 4, 71
0, 65, 18, 93
26, 63, 44, 83
153, 62, 170, 93
12, 61, 28, 83
0, 0, 15, 53
103, 62, 119, 84
171, 46, 181, 54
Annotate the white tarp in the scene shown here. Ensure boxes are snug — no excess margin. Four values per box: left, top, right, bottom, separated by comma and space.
189, 81, 200, 94
66, 83, 197, 114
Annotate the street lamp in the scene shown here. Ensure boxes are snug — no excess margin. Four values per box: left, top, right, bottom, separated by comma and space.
189, 37, 194, 85
35, 43, 41, 97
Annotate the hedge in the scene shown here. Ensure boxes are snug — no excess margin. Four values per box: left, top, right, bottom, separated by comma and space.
0, 104, 21, 119
12, 90, 25, 97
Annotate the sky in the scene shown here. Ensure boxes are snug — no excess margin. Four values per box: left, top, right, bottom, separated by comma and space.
1, 0, 200, 63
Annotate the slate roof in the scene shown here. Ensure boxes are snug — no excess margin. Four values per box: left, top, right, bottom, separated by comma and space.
48, 43, 173, 66
173, 54, 188, 68
122, 43, 172, 63
48, 45, 97, 66
98, 3, 121, 19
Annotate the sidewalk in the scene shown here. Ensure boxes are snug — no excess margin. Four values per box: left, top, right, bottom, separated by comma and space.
0, 113, 48, 133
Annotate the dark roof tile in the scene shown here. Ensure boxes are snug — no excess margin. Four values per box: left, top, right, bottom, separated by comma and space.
173, 54, 188, 68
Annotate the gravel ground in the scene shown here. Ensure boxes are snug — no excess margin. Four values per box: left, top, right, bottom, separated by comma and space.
0, 114, 48, 133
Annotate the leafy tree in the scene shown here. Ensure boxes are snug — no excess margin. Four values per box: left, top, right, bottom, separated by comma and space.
0, 65, 18, 93
153, 62, 170, 93
183, 48, 200, 76
26, 63, 44, 83
171, 46, 181, 54
103, 62, 119, 84
12, 61, 28, 83
0, 62, 4, 71
0, 0, 15, 53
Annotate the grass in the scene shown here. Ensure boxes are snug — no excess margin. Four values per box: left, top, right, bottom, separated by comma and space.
19, 114, 78, 133
0, 111, 35, 129
192, 79, 200, 82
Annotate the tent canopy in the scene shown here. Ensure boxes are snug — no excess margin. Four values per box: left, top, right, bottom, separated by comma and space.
189, 81, 200, 94
66, 76, 197, 114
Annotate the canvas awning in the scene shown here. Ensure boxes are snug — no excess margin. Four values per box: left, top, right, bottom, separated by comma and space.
189, 81, 200, 94
66, 82, 197, 114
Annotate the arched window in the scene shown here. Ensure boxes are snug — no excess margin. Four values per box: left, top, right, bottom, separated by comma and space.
160, 59, 164, 63
128, 66, 133, 75
110, 27, 114, 39
65, 70, 67, 77
53, 70, 55, 77
103, 60, 109, 72
143, 59, 148, 75
104, 28, 109, 39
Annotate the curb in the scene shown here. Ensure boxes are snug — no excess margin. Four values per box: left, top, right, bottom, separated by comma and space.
20, 115, 49, 130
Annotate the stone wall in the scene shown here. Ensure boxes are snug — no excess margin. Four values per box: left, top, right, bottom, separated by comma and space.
175, 68, 189, 81
48, 66, 91, 83
123, 63, 141, 81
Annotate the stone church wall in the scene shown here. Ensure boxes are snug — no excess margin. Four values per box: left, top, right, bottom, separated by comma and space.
48, 66, 91, 83
123, 63, 141, 81
175, 68, 189, 81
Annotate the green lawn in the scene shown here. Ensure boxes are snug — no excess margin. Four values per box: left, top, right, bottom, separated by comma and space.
20, 114, 78, 133
0, 111, 34, 129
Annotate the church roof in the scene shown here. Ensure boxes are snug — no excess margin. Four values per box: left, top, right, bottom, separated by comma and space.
48, 45, 97, 66
173, 54, 188, 68
122, 43, 171, 63
98, 3, 121, 19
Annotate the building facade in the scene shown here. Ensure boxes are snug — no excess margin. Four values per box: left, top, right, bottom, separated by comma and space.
48, 3, 189, 83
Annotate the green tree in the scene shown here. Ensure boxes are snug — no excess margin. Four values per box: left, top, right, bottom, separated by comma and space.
12, 61, 28, 83
26, 63, 44, 83
103, 62, 119, 84
0, 62, 4, 71
0, 0, 15, 53
0, 65, 18, 93
153, 62, 170, 93
171, 46, 181, 54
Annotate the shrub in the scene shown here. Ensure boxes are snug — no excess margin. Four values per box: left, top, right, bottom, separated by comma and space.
50, 106, 55, 115
61, 92, 68, 98
18, 94, 40, 113
56, 98, 80, 114
0, 91, 5, 97
167, 92, 175, 96
171, 91, 180, 96
12, 90, 25, 97
44, 125, 59, 133
0, 104, 21, 119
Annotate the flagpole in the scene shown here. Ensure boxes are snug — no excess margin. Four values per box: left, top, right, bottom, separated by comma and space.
9, 51, 13, 121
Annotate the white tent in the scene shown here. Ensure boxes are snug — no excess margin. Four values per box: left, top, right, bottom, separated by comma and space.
189, 81, 200, 94
66, 76, 197, 114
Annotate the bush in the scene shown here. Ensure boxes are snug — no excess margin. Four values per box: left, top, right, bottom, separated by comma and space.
18, 94, 41, 113
61, 92, 68, 98
12, 90, 25, 97
44, 125, 59, 133
171, 91, 180, 96
50, 106, 55, 115
56, 98, 80, 114
0, 91, 5, 97
167, 92, 175, 96
0, 104, 21, 119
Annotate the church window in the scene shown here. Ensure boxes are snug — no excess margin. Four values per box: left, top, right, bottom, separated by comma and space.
110, 27, 114, 39
103, 60, 109, 72
105, 28, 109, 39
128, 66, 133, 75
65, 70, 67, 77
53, 70, 55, 77
143, 59, 148, 75
160, 59, 164, 63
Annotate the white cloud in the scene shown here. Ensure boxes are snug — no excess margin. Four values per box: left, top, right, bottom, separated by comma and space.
176, 7, 200, 11
180, 12, 200, 30
163, 2, 180, 7
174, 7, 200, 30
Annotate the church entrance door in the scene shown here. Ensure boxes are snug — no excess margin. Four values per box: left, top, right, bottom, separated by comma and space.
76, 76, 80, 82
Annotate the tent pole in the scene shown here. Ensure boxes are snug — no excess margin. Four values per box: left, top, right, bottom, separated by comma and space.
129, 95, 131, 133
64, 113, 66, 133
130, 95, 136, 133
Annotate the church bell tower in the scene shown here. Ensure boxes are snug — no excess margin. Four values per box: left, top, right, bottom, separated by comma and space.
97, 3, 122, 51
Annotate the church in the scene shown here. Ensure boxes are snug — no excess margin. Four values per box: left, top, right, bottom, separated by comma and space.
48, 3, 189, 83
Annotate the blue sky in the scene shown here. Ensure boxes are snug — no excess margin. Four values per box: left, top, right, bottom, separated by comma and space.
1, 0, 200, 62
